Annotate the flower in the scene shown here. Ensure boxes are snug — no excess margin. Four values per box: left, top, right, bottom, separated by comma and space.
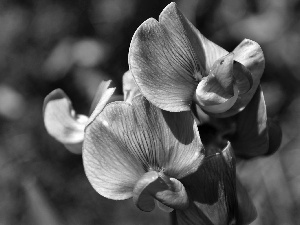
43, 80, 119, 154
83, 95, 255, 224
128, 2, 281, 159
129, 2, 264, 118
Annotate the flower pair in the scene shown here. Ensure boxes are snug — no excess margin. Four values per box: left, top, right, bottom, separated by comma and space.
43, 2, 281, 224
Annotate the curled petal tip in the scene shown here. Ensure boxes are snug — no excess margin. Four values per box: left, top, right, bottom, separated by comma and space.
195, 79, 239, 114
133, 171, 189, 212
211, 53, 235, 94
43, 89, 88, 154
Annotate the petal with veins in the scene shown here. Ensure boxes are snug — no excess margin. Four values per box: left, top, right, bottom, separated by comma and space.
83, 95, 203, 200
177, 142, 237, 225
230, 86, 269, 158
129, 3, 203, 112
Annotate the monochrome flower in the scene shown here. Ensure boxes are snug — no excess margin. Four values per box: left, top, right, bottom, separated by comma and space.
43, 80, 117, 154
129, 2, 264, 117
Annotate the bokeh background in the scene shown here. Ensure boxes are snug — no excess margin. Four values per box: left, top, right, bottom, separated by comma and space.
0, 0, 299, 224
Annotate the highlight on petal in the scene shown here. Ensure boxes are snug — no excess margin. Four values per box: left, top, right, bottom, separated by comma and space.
43, 89, 88, 154
176, 142, 237, 225
132, 171, 189, 212
83, 95, 204, 201
86, 80, 116, 128
216, 39, 265, 117
129, 3, 200, 112
89, 80, 121, 114
167, 2, 228, 73
195, 53, 239, 114
122, 70, 140, 103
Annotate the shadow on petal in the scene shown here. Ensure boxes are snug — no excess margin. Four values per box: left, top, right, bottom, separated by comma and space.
133, 171, 189, 212
122, 70, 140, 103
230, 86, 269, 158
177, 142, 237, 225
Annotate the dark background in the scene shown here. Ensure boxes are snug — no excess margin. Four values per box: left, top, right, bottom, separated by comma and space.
0, 0, 299, 224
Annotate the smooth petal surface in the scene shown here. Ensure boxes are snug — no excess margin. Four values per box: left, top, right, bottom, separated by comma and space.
133, 171, 189, 212
195, 53, 239, 114
86, 81, 116, 128
89, 80, 121, 114
43, 89, 88, 154
129, 2, 209, 112
83, 95, 204, 200
122, 70, 140, 103
236, 177, 257, 224
176, 142, 237, 225
216, 39, 265, 117
230, 86, 269, 158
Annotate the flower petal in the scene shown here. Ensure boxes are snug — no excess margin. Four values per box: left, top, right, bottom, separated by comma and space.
177, 142, 237, 224
86, 81, 116, 128
43, 89, 88, 154
233, 61, 253, 95
129, 5, 199, 112
216, 39, 265, 117
83, 95, 204, 200
132, 171, 189, 212
165, 2, 228, 73
122, 70, 140, 103
195, 53, 239, 114
230, 86, 269, 158
89, 80, 121, 114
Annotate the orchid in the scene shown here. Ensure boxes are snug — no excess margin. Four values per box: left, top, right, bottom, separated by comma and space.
83, 94, 257, 224
43, 80, 119, 154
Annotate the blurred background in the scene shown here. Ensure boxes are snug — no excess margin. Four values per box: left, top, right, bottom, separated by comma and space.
0, 0, 299, 224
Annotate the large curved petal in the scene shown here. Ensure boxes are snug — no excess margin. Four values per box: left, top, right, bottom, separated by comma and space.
230, 86, 269, 158
43, 89, 88, 154
165, 2, 228, 73
176, 142, 237, 225
129, 4, 201, 112
83, 95, 204, 200
129, 2, 228, 112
